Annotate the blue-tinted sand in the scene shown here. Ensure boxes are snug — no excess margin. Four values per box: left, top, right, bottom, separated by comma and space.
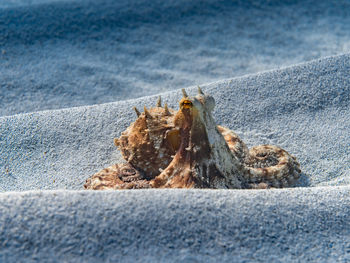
1, 0, 350, 262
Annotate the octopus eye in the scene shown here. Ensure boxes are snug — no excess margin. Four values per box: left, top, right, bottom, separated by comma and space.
181, 99, 193, 109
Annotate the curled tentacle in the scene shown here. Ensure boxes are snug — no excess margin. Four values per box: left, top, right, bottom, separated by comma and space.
84, 163, 148, 190
244, 145, 301, 188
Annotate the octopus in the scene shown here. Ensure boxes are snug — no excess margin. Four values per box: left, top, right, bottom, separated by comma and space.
84, 88, 301, 190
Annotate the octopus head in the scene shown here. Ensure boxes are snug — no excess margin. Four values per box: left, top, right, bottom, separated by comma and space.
175, 87, 217, 131
151, 87, 243, 188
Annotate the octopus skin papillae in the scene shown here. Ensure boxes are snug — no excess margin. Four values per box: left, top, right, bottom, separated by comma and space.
84, 88, 301, 190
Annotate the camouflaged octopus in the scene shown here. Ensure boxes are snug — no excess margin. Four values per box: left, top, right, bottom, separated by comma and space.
84, 88, 301, 190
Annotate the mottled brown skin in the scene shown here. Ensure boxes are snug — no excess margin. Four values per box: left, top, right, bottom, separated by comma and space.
151, 95, 245, 189
114, 106, 177, 179
245, 145, 301, 188
84, 89, 301, 190
85, 163, 151, 190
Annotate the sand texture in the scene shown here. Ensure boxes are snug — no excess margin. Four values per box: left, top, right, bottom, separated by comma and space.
1, 0, 350, 262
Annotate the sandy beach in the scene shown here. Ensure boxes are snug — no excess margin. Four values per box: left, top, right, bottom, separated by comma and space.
1, 0, 350, 262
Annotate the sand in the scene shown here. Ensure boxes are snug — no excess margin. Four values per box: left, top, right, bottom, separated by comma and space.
1, 0, 350, 262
